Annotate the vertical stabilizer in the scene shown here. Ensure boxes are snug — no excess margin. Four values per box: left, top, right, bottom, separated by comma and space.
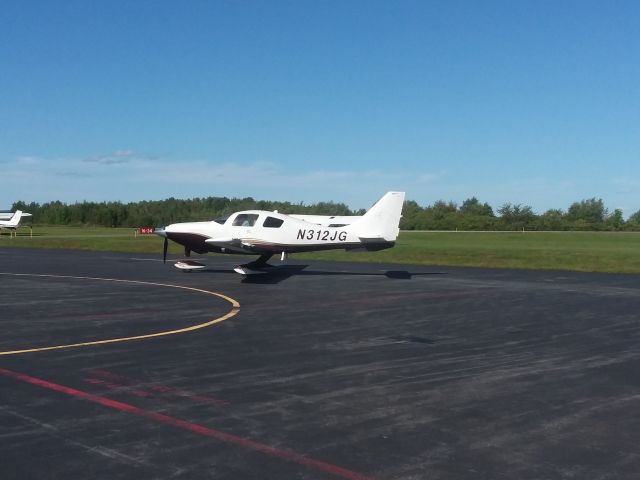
348, 192, 405, 241
6, 210, 23, 228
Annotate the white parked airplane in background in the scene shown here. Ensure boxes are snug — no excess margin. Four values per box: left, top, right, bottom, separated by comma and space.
0, 210, 26, 236
155, 191, 405, 275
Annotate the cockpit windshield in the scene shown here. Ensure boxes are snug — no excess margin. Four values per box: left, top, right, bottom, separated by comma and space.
232, 213, 259, 227
213, 214, 230, 225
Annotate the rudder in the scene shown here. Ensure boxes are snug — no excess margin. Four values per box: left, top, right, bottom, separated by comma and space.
347, 192, 405, 242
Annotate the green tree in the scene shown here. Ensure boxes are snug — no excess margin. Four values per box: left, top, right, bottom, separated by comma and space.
423, 201, 459, 230
566, 198, 607, 229
626, 209, 640, 231
628, 209, 640, 223
498, 203, 537, 230
605, 209, 624, 231
460, 197, 494, 217
399, 200, 425, 230
537, 209, 566, 231
458, 197, 495, 230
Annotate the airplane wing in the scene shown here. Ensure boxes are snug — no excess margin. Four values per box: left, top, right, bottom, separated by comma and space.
204, 237, 247, 253
204, 237, 266, 252
205, 237, 278, 254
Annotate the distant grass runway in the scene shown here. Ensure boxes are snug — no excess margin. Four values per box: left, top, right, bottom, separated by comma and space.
2, 226, 639, 274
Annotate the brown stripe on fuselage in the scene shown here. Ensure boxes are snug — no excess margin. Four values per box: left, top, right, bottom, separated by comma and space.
167, 231, 395, 255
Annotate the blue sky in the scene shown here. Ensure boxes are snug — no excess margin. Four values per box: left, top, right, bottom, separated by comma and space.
1, 1, 639, 214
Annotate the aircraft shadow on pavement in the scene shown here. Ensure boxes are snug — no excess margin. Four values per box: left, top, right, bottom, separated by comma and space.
296, 267, 445, 279
172, 265, 446, 285
189, 264, 445, 284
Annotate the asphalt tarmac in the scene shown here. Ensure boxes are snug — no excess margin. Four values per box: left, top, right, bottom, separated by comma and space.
1, 247, 639, 479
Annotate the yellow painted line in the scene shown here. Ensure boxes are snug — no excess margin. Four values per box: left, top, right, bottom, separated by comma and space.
0, 273, 240, 356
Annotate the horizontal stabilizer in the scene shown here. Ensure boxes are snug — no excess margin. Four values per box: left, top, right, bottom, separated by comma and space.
358, 235, 385, 241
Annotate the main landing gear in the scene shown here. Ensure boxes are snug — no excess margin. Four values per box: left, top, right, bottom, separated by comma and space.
234, 254, 275, 275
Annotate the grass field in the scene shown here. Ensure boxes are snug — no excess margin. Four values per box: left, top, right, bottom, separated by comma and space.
1, 226, 639, 274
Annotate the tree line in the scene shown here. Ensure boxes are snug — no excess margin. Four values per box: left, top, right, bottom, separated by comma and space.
401, 197, 640, 231
11, 196, 640, 231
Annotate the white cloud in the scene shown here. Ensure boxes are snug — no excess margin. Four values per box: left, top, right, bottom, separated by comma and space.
83, 149, 152, 165
1, 152, 441, 209
15, 156, 41, 165
4, 152, 637, 216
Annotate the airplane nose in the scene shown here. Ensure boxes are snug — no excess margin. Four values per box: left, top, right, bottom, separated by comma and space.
154, 227, 167, 238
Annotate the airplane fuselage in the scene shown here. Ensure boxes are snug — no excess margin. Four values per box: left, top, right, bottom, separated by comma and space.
155, 192, 405, 273
161, 210, 395, 256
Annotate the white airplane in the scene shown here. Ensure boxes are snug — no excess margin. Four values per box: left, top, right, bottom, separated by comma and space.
0, 210, 25, 237
155, 191, 405, 275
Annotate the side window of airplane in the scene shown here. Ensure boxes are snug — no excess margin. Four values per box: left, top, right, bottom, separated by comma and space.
263, 216, 284, 228
232, 214, 259, 227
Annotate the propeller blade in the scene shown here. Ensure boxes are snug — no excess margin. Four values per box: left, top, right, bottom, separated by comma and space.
163, 237, 168, 264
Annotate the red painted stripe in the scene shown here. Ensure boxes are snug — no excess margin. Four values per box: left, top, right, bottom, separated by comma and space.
88, 369, 230, 406
0, 368, 373, 480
